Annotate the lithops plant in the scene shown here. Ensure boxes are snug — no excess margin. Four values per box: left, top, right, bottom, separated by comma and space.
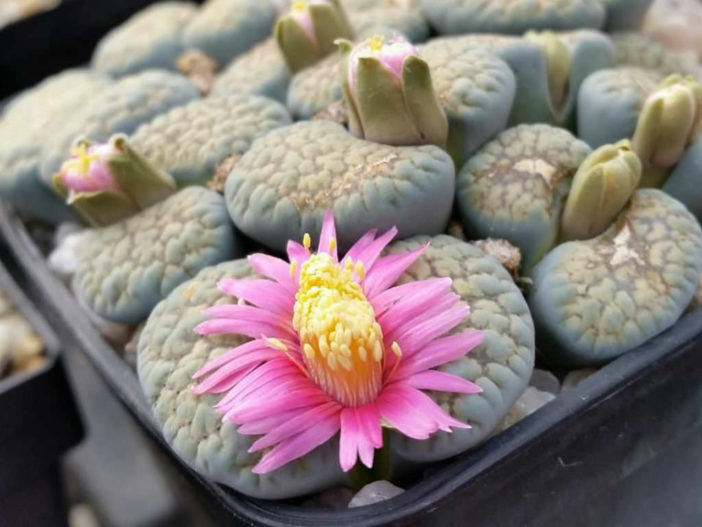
52, 136, 177, 227
0, 69, 110, 224
456, 124, 592, 270
611, 32, 697, 75
275, 0, 354, 73
74, 187, 237, 324
38, 70, 200, 188
182, 0, 278, 67
419, 0, 606, 36
225, 120, 455, 253
420, 31, 613, 128
130, 95, 292, 187
631, 74, 702, 187
577, 67, 664, 148
530, 189, 702, 366
289, 35, 516, 166
137, 221, 533, 497
601, 0, 653, 31
211, 38, 291, 101
91, 2, 198, 77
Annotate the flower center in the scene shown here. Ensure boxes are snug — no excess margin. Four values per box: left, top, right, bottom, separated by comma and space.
368, 34, 384, 52
292, 251, 384, 407
63, 143, 98, 179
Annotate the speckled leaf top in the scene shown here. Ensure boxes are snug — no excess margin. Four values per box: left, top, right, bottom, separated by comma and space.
182, 0, 277, 66
225, 121, 455, 252
74, 187, 236, 324
130, 95, 292, 186
211, 38, 290, 102
39, 70, 200, 186
385, 235, 535, 461
457, 124, 591, 269
91, 2, 198, 76
287, 54, 341, 119
420, 0, 605, 35
611, 32, 696, 75
530, 189, 702, 366
348, 7, 430, 42
137, 260, 345, 499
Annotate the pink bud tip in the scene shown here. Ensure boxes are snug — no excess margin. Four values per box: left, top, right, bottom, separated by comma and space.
348, 34, 420, 90
59, 142, 121, 196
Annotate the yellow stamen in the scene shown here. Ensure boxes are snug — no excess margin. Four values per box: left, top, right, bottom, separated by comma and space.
62, 143, 99, 178
355, 261, 365, 282
303, 233, 311, 250
293, 251, 384, 407
369, 35, 384, 52
328, 237, 337, 252
289, 259, 298, 278
292, 1, 307, 11
391, 341, 402, 357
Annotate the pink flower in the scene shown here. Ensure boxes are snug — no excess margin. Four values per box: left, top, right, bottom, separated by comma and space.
348, 35, 420, 92
58, 142, 121, 199
193, 213, 483, 474
290, 0, 331, 41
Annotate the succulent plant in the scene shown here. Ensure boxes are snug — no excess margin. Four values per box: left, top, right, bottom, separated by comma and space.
137, 235, 533, 497
632, 74, 702, 187
611, 31, 697, 75
663, 137, 702, 223
74, 187, 238, 324
211, 38, 291, 101
275, 0, 354, 73
419, 0, 605, 36
286, 53, 342, 119
0, 69, 110, 224
560, 140, 642, 242
456, 124, 592, 271
421, 31, 614, 128
601, 0, 654, 31
577, 67, 664, 148
91, 2, 198, 77
130, 95, 292, 187
338, 35, 448, 148
530, 189, 702, 366
224, 120, 455, 252
38, 70, 200, 190
52, 136, 177, 227
182, 0, 278, 67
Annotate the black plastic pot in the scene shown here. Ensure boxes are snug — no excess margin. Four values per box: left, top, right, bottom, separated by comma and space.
1, 202, 702, 526
0, 250, 83, 527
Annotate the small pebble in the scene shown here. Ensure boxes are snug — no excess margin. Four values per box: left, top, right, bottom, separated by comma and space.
529, 368, 561, 395
348, 480, 405, 508
49, 230, 94, 281
499, 386, 557, 431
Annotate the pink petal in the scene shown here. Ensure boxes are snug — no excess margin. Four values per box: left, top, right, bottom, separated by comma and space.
193, 340, 268, 379
343, 227, 397, 272
339, 406, 382, 471
227, 386, 331, 422
247, 253, 294, 292
252, 414, 340, 474
286, 241, 309, 281
393, 304, 470, 357
192, 349, 280, 394
395, 331, 484, 377
215, 359, 299, 408
371, 277, 451, 314
318, 210, 338, 261
341, 228, 377, 264
194, 316, 296, 341
217, 279, 294, 315
237, 407, 309, 436
364, 244, 427, 299
407, 370, 483, 394
377, 279, 454, 336
249, 401, 341, 452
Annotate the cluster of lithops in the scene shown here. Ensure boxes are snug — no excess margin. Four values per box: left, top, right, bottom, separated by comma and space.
0, 0, 701, 505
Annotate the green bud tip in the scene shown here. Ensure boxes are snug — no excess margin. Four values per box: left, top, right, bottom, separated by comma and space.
560, 140, 642, 242
524, 30, 571, 110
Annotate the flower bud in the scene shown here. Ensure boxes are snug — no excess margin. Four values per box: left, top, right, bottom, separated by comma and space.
632, 74, 702, 187
560, 140, 642, 242
524, 31, 571, 109
275, 0, 353, 73
338, 35, 448, 147
53, 135, 176, 227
